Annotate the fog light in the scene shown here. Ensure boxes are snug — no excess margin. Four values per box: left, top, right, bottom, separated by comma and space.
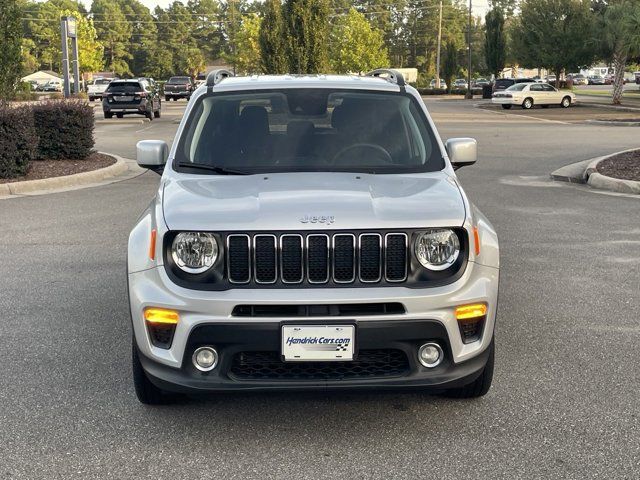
418, 343, 443, 368
192, 347, 218, 372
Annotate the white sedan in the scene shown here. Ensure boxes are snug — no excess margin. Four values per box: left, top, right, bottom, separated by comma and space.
492, 82, 576, 109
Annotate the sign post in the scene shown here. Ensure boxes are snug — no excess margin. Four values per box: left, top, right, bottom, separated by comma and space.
66, 17, 80, 95
60, 18, 70, 98
60, 16, 80, 97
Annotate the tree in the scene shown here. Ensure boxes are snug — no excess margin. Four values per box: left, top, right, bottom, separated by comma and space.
188, 0, 226, 65
598, 1, 640, 104
225, 13, 262, 74
330, 8, 389, 74
488, 0, 517, 17
0, 0, 23, 98
442, 40, 458, 93
484, 8, 506, 79
510, 0, 595, 88
283, 0, 330, 73
259, 0, 288, 73
91, 0, 132, 75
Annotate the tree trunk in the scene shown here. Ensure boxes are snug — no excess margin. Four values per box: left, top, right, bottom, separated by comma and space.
612, 53, 627, 105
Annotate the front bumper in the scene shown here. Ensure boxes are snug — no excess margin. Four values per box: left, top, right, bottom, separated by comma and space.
128, 260, 499, 391
139, 320, 493, 393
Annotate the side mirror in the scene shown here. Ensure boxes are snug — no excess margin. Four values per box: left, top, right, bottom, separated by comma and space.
136, 140, 168, 174
445, 138, 477, 170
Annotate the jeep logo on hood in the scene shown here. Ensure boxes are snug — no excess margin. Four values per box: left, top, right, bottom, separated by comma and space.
300, 214, 335, 225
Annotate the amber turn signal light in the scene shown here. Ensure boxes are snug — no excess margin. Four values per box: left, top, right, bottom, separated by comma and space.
455, 303, 487, 320
149, 229, 157, 260
144, 307, 180, 325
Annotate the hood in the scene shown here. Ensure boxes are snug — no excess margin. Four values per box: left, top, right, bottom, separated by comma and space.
161, 171, 466, 231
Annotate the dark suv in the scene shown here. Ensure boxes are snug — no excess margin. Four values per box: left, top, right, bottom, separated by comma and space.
103, 79, 161, 120
492, 78, 536, 93
164, 76, 195, 101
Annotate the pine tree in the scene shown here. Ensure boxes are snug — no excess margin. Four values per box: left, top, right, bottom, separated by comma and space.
259, 0, 288, 73
283, 0, 330, 74
484, 8, 506, 79
0, 0, 23, 98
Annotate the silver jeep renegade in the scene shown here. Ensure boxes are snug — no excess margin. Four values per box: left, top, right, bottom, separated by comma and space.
128, 70, 499, 404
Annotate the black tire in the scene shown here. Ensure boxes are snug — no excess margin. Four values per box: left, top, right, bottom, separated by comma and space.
154, 109, 161, 118
443, 340, 494, 399
89, 96, 95, 102
561, 96, 571, 108
501, 104, 512, 110
116, 113, 124, 119
146, 110, 153, 121
522, 97, 534, 109
103, 112, 113, 119
165, 96, 170, 102
132, 339, 168, 405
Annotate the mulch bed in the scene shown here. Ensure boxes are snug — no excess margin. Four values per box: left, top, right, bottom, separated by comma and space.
0, 152, 116, 184
597, 150, 640, 181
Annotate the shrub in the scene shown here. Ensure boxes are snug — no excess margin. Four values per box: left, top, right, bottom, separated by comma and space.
32, 100, 94, 160
0, 104, 38, 178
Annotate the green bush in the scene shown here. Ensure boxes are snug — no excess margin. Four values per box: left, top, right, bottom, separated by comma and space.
0, 104, 38, 178
32, 100, 94, 160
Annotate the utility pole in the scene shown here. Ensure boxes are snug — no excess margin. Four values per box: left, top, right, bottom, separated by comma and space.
230, 0, 236, 75
465, 0, 473, 99
435, 1, 443, 89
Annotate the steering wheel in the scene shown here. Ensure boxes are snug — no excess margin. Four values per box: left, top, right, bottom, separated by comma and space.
332, 143, 393, 166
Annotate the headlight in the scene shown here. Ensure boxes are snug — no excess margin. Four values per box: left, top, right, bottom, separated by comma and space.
171, 232, 218, 273
415, 229, 460, 271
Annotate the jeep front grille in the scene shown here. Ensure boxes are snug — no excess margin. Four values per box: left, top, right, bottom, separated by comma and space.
226, 232, 408, 285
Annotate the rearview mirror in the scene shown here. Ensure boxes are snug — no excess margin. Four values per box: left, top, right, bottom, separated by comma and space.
136, 140, 168, 174
445, 138, 477, 170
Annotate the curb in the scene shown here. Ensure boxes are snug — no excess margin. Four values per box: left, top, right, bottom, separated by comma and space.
550, 147, 640, 194
585, 119, 640, 127
0, 153, 144, 198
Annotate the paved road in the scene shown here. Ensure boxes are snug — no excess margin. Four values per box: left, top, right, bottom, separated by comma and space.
1, 98, 639, 479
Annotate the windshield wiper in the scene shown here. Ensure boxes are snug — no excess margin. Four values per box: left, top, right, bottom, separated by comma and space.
177, 162, 250, 175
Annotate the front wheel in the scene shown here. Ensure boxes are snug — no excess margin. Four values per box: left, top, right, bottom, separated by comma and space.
522, 98, 534, 109
116, 113, 124, 119
443, 340, 494, 399
132, 339, 169, 405
103, 112, 113, 119
561, 96, 571, 108
165, 96, 170, 102
154, 109, 161, 118
501, 104, 512, 110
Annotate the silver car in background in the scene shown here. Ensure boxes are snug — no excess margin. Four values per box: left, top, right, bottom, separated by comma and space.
128, 70, 499, 404
492, 82, 576, 109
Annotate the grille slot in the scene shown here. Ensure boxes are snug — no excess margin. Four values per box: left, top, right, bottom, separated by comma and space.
254, 235, 277, 284
359, 234, 382, 282
333, 234, 356, 283
307, 235, 329, 283
227, 235, 250, 283
230, 349, 410, 380
384, 233, 408, 282
280, 235, 303, 283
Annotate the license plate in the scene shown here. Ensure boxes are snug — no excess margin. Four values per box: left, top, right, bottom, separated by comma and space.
114, 96, 133, 102
282, 325, 354, 361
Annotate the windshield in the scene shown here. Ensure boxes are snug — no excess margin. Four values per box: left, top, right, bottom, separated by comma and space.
506, 83, 528, 91
175, 89, 442, 174
169, 77, 190, 84
107, 82, 142, 93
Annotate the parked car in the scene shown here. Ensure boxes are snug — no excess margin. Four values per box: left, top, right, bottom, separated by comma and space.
429, 78, 447, 90
545, 75, 557, 84
87, 77, 114, 101
102, 79, 161, 120
492, 82, 576, 109
587, 75, 605, 85
492, 78, 536, 93
129, 70, 499, 404
164, 76, 195, 101
41, 80, 63, 92
453, 78, 468, 90
26, 80, 39, 91
472, 78, 490, 87
568, 74, 588, 86
195, 73, 206, 87
635, 71, 640, 84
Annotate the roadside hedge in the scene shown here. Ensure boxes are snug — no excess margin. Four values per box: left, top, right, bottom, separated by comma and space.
0, 104, 38, 178
32, 100, 94, 160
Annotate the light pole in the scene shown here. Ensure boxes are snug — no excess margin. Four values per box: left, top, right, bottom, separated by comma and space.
465, 0, 473, 99
435, 0, 443, 89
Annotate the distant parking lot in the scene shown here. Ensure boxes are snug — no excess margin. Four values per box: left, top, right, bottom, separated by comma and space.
478, 101, 640, 124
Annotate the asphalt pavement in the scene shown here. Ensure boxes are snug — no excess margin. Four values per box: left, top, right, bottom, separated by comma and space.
1, 98, 639, 479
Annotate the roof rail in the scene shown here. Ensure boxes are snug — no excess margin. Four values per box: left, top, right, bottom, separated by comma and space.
365, 69, 406, 87
206, 69, 234, 87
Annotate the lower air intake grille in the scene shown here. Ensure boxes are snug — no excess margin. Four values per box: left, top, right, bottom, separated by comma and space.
229, 349, 409, 380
